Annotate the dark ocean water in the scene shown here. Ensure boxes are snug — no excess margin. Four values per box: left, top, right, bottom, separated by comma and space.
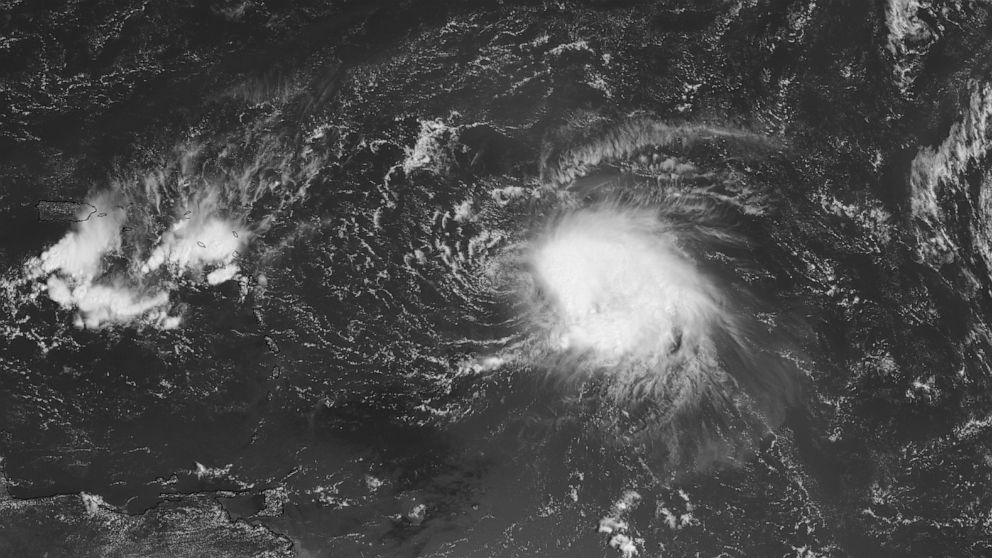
3, 1, 992, 557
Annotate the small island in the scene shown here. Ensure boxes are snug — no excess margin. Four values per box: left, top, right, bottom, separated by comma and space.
36, 200, 97, 223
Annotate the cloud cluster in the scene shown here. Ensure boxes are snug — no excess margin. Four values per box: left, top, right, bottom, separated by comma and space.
531, 207, 720, 363
28, 191, 247, 329
513, 195, 802, 472
38, 193, 124, 281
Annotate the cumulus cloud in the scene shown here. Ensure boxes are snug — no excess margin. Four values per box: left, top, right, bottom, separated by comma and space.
910, 80, 992, 264
23, 113, 314, 329
28, 194, 172, 329
206, 264, 241, 286
28, 189, 248, 330
531, 207, 719, 362
142, 217, 245, 275
511, 199, 803, 472
38, 193, 124, 280
47, 276, 176, 329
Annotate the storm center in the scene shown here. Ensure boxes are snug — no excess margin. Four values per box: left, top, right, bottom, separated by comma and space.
530, 208, 720, 363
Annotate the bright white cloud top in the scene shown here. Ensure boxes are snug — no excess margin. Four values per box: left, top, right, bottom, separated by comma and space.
531, 207, 720, 363
26, 190, 248, 330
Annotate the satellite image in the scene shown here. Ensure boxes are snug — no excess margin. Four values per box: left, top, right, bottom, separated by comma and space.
2, 1, 992, 556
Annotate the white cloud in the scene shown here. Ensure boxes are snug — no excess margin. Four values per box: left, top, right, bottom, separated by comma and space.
531, 208, 719, 363
67, 281, 172, 329
206, 263, 240, 285
30, 194, 248, 329
142, 217, 246, 274
402, 118, 453, 174
38, 194, 124, 280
